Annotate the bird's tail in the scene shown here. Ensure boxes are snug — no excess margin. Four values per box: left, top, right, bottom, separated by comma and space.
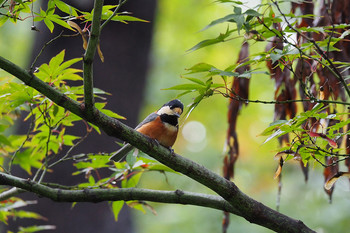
109, 143, 134, 162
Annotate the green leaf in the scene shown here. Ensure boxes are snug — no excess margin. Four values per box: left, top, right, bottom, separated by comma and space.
89, 122, 101, 134
58, 68, 83, 81
0, 209, 11, 224
74, 155, 110, 170
182, 77, 205, 86
175, 90, 193, 98
53, 0, 78, 16
62, 134, 80, 146
186, 63, 216, 74
147, 163, 178, 174
123, 172, 143, 188
88, 174, 95, 185
270, 51, 283, 64
13, 149, 43, 175
201, 14, 237, 31
93, 87, 110, 95
340, 29, 350, 39
127, 201, 146, 213
49, 50, 65, 71
232, 9, 244, 34
303, 103, 325, 117
13, 210, 47, 220
0, 199, 36, 211
47, 15, 73, 31
0, 134, 12, 146
111, 15, 149, 23
233, 6, 242, 15
96, 103, 126, 120
18, 225, 56, 233
44, 18, 55, 33
187, 28, 232, 52
112, 201, 124, 221
47, 0, 56, 14
263, 128, 287, 144
86, 5, 116, 21
0, 15, 8, 27
126, 151, 137, 167
260, 120, 288, 136
163, 83, 205, 91
209, 67, 238, 77
244, 9, 261, 17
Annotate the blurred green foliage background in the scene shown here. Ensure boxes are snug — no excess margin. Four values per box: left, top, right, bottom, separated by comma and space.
1, 0, 350, 232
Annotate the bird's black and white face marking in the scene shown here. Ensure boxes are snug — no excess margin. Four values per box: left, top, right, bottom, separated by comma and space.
157, 99, 183, 127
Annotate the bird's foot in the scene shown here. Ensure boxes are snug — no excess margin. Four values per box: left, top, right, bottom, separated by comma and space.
169, 147, 175, 156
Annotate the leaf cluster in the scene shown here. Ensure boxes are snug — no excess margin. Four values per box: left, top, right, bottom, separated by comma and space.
0, 0, 147, 31
262, 103, 350, 166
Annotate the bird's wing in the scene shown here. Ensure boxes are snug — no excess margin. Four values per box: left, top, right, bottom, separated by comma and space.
109, 143, 134, 162
110, 113, 158, 162
135, 112, 158, 130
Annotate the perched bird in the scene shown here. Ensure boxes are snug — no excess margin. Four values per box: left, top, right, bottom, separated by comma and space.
109, 99, 184, 162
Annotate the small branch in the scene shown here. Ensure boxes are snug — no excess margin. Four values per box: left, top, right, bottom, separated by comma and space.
30, 31, 64, 71
83, 0, 104, 113
100, 0, 128, 31
48, 129, 90, 168
0, 187, 24, 201
217, 90, 350, 106
0, 172, 240, 215
8, 104, 35, 174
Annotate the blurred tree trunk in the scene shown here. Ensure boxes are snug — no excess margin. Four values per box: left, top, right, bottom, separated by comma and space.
5, 1, 157, 232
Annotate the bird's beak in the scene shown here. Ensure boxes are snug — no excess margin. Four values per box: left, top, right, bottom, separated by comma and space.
172, 107, 182, 118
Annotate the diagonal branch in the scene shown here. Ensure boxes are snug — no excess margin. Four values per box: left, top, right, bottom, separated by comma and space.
0, 172, 240, 215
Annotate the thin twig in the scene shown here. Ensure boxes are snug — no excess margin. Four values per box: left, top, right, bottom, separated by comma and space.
271, 0, 350, 98
216, 89, 350, 106
0, 0, 9, 8
30, 31, 64, 71
48, 127, 90, 168
8, 104, 35, 174
0, 187, 24, 202
100, 0, 129, 31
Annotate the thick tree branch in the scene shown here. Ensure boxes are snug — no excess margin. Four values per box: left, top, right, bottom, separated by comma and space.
0, 54, 315, 232
0, 172, 240, 215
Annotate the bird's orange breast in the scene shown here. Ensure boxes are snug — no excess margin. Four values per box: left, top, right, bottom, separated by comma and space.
136, 116, 178, 148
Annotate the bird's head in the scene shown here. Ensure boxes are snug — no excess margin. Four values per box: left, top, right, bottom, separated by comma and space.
157, 99, 183, 118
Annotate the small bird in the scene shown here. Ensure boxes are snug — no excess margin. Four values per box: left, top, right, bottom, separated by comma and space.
109, 99, 184, 162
